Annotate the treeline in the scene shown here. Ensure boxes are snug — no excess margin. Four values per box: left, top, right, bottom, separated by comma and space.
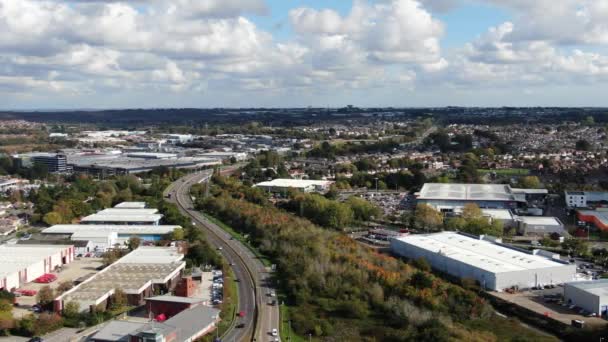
196, 176, 531, 341
280, 192, 382, 230
307, 140, 401, 159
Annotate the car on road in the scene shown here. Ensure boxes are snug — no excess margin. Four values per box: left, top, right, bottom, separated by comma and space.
28, 337, 43, 342
238, 311, 246, 317
236, 323, 245, 329
217, 247, 223, 250
271, 328, 278, 336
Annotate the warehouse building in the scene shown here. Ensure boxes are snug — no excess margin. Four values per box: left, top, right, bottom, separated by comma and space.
114, 201, 147, 209
80, 208, 163, 225
416, 183, 530, 211
255, 178, 334, 194
390, 232, 576, 291
516, 216, 566, 236
42, 225, 181, 250
55, 247, 185, 313
565, 191, 608, 208
0, 244, 74, 291
90, 304, 220, 342
564, 280, 608, 316
577, 210, 608, 231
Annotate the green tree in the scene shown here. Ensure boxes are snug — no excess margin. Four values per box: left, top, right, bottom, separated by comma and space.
171, 227, 185, 241
43, 212, 63, 226
346, 196, 382, 221
518, 176, 541, 189
415, 204, 443, 231
63, 301, 80, 319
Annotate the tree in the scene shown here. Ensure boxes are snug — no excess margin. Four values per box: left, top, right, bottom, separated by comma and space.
37, 286, 54, 306
584, 115, 595, 126
42, 212, 63, 226
62, 301, 80, 319
171, 227, 185, 241
415, 204, 443, 231
346, 196, 382, 221
563, 238, 589, 257
127, 236, 141, 251
461, 203, 482, 221
518, 176, 541, 189
111, 289, 127, 310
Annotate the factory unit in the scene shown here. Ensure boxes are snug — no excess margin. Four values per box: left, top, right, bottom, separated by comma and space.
42, 224, 181, 250
565, 191, 608, 208
80, 208, 163, 225
0, 245, 74, 291
55, 247, 185, 313
114, 201, 148, 209
416, 183, 530, 212
564, 280, 608, 316
255, 178, 334, 194
390, 232, 576, 291
577, 210, 608, 231
90, 304, 220, 342
516, 216, 566, 236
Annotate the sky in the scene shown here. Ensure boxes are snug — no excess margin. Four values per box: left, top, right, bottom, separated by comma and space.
2, 0, 608, 109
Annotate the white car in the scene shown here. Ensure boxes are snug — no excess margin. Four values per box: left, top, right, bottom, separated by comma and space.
271, 328, 278, 336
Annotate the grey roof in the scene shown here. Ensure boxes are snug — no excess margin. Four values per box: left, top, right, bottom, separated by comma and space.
566, 280, 608, 298
91, 321, 145, 342
418, 183, 525, 202
137, 305, 220, 340
145, 295, 204, 304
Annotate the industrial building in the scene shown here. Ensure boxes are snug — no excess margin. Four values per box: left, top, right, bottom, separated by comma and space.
14, 152, 69, 173
90, 304, 220, 342
55, 247, 185, 313
68, 152, 220, 177
416, 183, 530, 211
0, 244, 74, 291
80, 208, 163, 225
390, 232, 576, 291
564, 280, 608, 316
516, 216, 565, 236
255, 178, 334, 193
577, 210, 608, 231
114, 201, 148, 209
565, 191, 608, 209
42, 225, 181, 249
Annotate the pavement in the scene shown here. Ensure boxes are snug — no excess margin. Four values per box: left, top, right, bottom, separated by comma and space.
165, 170, 280, 342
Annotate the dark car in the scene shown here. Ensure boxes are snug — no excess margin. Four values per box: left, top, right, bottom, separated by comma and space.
29, 337, 44, 342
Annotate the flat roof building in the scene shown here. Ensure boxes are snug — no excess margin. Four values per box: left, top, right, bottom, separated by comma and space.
114, 202, 147, 209
80, 208, 163, 225
0, 244, 74, 291
255, 178, 334, 194
417, 183, 529, 211
565, 191, 608, 208
55, 247, 185, 313
516, 216, 565, 236
390, 232, 576, 291
564, 280, 608, 316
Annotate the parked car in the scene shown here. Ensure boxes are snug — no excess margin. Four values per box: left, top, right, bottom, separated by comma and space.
271, 328, 278, 336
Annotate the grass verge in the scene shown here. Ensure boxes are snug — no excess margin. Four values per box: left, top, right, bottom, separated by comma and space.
201, 213, 272, 267
279, 303, 307, 342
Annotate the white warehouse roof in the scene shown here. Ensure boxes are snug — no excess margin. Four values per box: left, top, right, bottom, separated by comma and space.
393, 232, 565, 274
0, 245, 73, 280
566, 279, 608, 297
255, 179, 333, 189
92, 208, 158, 215
117, 246, 184, 264
517, 216, 562, 226
42, 225, 180, 235
81, 208, 162, 223
114, 202, 147, 209
418, 183, 523, 202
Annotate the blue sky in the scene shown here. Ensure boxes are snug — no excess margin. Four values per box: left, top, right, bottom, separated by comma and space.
1, 0, 608, 109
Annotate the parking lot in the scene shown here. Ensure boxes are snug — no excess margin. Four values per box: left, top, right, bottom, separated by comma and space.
493, 286, 606, 327
13, 257, 103, 318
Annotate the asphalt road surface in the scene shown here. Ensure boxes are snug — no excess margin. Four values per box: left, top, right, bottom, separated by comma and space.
165, 170, 280, 342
